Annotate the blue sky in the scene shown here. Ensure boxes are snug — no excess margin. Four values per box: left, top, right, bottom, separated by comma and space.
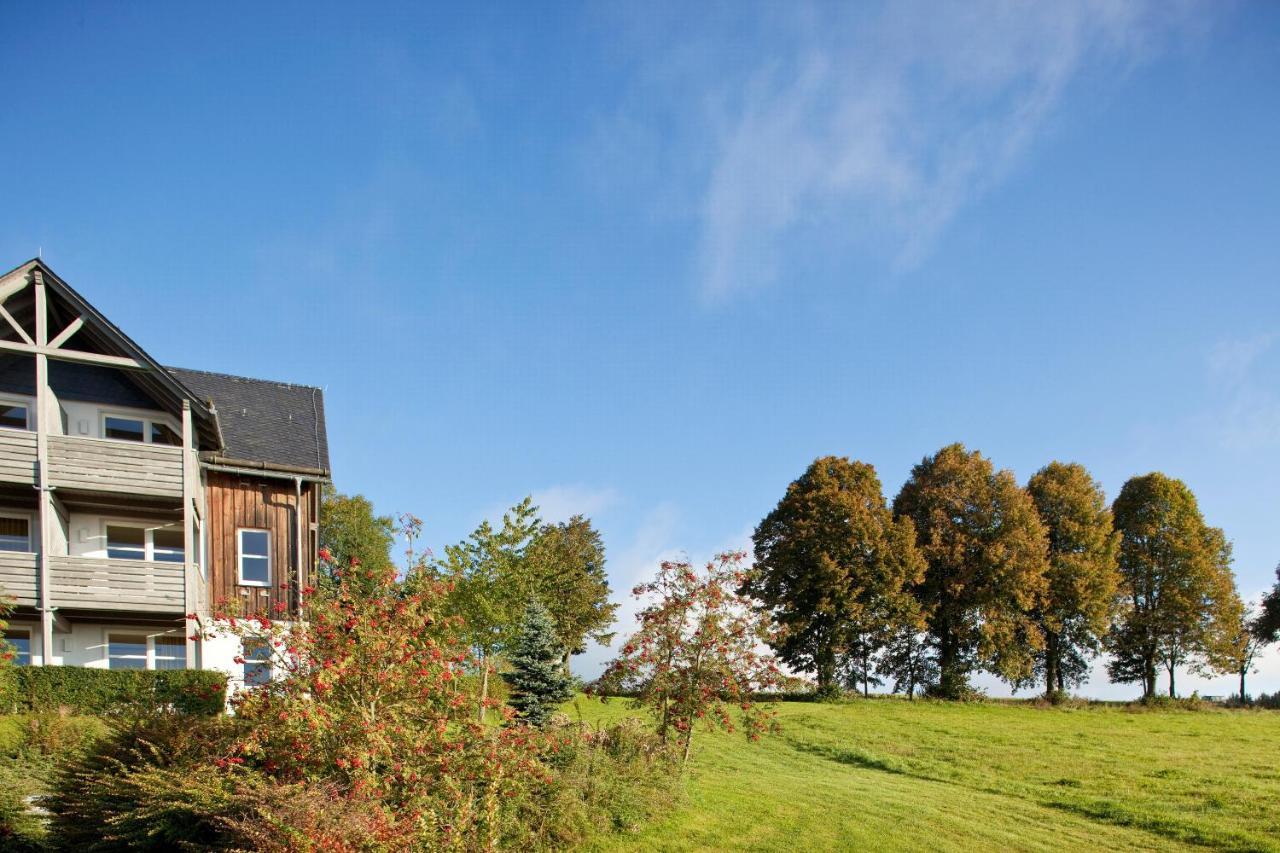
2, 2, 1279, 697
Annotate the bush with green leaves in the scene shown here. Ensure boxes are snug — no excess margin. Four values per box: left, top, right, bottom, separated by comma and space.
0, 667, 226, 717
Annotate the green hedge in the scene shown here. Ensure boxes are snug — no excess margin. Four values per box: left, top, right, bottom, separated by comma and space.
0, 666, 227, 716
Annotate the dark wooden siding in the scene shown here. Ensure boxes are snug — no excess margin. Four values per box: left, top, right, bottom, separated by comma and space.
205, 471, 318, 619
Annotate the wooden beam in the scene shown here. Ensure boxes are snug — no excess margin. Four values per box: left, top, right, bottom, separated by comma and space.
48, 316, 84, 349
0, 273, 30, 305
34, 268, 53, 666
0, 338, 146, 370
0, 303, 33, 345
182, 400, 198, 669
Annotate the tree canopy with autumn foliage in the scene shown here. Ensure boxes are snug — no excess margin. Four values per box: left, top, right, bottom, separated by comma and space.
746, 456, 925, 696
892, 443, 1050, 699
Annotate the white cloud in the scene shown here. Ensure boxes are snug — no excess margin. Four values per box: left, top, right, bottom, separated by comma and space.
599, 1, 1209, 301
530, 483, 621, 524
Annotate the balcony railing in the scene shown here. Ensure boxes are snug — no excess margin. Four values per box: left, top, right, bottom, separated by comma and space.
47, 555, 185, 614
0, 429, 37, 484
47, 436, 184, 498
0, 551, 39, 607
0, 431, 184, 499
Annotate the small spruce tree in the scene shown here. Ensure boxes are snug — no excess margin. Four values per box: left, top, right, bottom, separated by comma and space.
504, 600, 575, 726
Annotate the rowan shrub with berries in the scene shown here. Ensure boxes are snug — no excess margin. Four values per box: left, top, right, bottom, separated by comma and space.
599, 551, 783, 766
188, 550, 561, 849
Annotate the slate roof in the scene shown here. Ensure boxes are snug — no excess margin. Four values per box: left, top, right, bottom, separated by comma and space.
166, 367, 330, 477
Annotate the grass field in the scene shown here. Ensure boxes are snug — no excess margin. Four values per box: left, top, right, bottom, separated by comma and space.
573, 697, 1280, 852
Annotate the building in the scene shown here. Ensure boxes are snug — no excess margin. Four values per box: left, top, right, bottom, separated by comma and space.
0, 258, 328, 686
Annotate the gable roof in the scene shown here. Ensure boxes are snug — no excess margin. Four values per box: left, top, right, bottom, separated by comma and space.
166, 367, 330, 478
0, 258, 223, 449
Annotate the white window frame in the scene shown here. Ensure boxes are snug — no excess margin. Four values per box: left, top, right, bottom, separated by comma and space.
237, 528, 271, 587
102, 627, 187, 671
98, 407, 183, 446
0, 394, 34, 431
241, 637, 274, 687
0, 511, 35, 553
101, 519, 185, 563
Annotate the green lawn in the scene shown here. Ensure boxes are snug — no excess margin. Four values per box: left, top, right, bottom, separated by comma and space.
572, 698, 1280, 852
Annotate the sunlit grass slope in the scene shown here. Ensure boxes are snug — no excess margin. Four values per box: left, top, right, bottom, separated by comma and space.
571, 697, 1280, 852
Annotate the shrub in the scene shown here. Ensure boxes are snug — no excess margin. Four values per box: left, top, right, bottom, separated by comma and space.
0, 667, 226, 717
47, 714, 248, 851
540, 716, 679, 842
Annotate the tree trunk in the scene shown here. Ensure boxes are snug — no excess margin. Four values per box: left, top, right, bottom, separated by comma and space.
1143, 652, 1157, 700
938, 630, 962, 698
1167, 663, 1176, 699
817, 648, 835, 693
478, 655, 490, 723
1239, 667, 1247, 703
1044, 633, 1058, 699
862, 666, 870, 699
681, 727, 694, 768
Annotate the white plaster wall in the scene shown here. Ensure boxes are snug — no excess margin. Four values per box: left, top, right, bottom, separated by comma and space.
59, 401, 177, 441
66, 512, 183, 559
9, 620, 187, 668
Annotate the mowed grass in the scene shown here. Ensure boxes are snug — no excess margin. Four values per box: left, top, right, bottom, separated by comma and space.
570, 697, 1280, 852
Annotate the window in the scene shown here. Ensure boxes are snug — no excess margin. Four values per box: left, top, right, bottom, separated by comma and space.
238, 529, 271, 586
152, 529, 185, 563
107, 634, 148, 670
151, 423, 181, 446
104, 416, 146, 442
153, 636, 186, 670
106, 525, 146, 560
242, 641, 272, 686
104, 524, 184, 562
193, 519, 204, 580
4, 630, 30, 666
0, 517, 30, 552
0, 401, 29, 431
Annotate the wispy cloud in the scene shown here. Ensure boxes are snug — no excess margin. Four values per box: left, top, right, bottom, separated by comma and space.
1209, 333, 1280, 451
598, 1, 1208, 301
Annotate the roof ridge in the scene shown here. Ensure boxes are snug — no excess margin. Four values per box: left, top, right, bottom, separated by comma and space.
166, 365, 323, 391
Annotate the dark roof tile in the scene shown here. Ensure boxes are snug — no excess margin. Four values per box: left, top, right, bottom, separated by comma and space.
166, 367, 329, 475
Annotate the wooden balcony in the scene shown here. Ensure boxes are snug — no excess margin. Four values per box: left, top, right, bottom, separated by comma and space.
47, 555, 185, 614
0, 429, 37, 485
48, 436, 184, 499
0, 551, 38, 607
0, 431, 184, 499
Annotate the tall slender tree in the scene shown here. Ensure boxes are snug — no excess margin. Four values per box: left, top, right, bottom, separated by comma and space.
892, 443, 1049, 698
1108, 473, 1242, 699
432, 497, 542, 721
746, 456, 925, 696
1025, 462, 1121, 698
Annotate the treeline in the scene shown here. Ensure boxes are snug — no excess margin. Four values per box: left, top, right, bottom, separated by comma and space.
744, 444, 1277, 701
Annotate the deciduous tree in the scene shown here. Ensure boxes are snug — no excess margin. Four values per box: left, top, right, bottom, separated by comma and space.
602, 553, 782, 767
1108, 473, 1242, 699
892, 443, 1049, 698
318, 486, 395, 590
1025, 462, 1121, 698
747, 456, 925, 696
526, 516, 617, 672
1256, 563, 1280, 645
